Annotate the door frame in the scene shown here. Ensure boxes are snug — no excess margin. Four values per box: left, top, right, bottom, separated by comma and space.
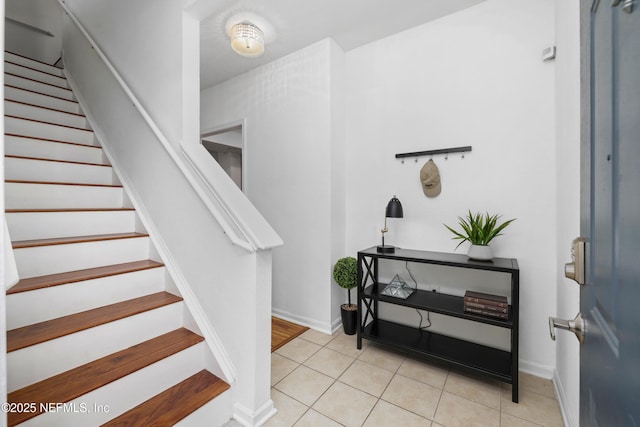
201, 118, 247, 193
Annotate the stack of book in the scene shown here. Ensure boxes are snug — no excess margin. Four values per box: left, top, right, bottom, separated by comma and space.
463, 291, 509, 320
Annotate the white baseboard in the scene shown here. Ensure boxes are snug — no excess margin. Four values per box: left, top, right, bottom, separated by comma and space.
553, 369, 578, 427
519, 358, 555, 379
271, 308, 336, 335
233, 399, 276, 427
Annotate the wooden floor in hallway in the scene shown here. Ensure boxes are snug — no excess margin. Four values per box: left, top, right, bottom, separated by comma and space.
272, 317, 308, 352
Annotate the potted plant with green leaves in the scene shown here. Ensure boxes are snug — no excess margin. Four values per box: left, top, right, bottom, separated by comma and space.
444, 211, 516, 260
333, 256, 358, 335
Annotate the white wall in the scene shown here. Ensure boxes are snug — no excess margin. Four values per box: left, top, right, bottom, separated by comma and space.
200, 1, 561, 365
5, 0, 63, 64
201, 39, 347, 333
553, 1, 581, 426
345, 0, 557, 375
63, 0, 184, 149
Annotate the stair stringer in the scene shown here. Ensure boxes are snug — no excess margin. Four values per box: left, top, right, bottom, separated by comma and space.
64, 72, 238, 390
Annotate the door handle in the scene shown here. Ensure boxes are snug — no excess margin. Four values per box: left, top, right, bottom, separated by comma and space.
549, 313, 585, 343
565, 237, 586, 285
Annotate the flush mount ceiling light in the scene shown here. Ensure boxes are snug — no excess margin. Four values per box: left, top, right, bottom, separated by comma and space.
230, 22, 264, 58
225, 12, 274, 59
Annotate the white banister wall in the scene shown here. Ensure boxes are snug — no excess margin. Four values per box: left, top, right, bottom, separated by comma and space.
60, 2, 280, 424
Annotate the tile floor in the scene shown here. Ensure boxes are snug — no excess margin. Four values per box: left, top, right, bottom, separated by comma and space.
265, 329, 565, 427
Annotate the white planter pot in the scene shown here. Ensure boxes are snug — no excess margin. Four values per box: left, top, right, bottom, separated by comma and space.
468, 244, 493, 261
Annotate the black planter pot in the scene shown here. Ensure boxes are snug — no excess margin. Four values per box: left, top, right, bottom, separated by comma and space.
341, 304, 357, 335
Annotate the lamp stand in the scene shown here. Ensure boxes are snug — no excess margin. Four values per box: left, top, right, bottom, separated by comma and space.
377, 217, 396, 253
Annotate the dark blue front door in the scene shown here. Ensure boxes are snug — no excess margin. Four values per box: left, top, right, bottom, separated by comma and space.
582, 1, 640, 425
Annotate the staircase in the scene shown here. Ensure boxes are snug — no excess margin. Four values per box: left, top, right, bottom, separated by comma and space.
3, 52, 231, 426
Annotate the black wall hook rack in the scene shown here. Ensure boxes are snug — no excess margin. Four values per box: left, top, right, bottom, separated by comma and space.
395, 145, 472, 159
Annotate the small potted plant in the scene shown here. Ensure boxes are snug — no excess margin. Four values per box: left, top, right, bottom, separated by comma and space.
333, 256, 358, 335
444, 211, 516, 260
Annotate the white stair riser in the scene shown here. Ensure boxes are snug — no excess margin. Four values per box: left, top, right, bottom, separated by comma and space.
7, 302, 185, 392
13, 237, 151, 278
6, 267, 166, 329
5, 62, 69, 88
4, 73, 74, 100
5, 116, 94, 145
5, 101, 87, 128
5, 86, 80, 114
174, 391, 232, 427
19, 343, 205, 427
5, 53, 65, 77
4, 136, 105, 164
5, 182, 123, 210
5, 157, 115, 186
6, 210, 135, 241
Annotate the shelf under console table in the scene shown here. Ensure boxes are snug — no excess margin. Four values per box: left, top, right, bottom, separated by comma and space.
356, 246, 520, 403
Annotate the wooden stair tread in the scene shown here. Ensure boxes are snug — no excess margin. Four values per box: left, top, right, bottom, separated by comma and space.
6, 179, 122, 188
7, 292, 182, 352
7, 260, 164, 294
102, 370, 229, 427
5, 154, 111, 167
13, 232, 148, 249
7, 328, 203, 426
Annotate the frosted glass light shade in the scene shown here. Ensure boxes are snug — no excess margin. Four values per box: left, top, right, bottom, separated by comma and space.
231, 23, 264, 57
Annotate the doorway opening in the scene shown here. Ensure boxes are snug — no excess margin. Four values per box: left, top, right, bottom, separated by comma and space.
201, 123, 244, 191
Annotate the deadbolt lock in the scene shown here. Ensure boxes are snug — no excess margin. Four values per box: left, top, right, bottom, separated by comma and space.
565, 237, 586, 285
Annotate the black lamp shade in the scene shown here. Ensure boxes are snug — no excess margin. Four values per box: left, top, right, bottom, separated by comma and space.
385, 197, 403, 218
377, 196, 403, 254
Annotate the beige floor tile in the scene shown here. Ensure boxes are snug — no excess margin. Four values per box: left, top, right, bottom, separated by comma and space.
444, 370, 501, 409
381, 374, 441, 420
265, 390, 309, 427
272, 353, 300, 386
326, 332, 366, 358
504, 372, 556, 399
299, 329, 334, 346
304, 347, 355, 379
501, 388, 564, 427
501, 413, 544, 427
363, 400, 431, 427
434, 391, 500, 427
313, 382, 378, 427
275, 365, 334, 406
398, 357, 449, 389
339, 360, 394, 397
276, 337, 323, 363
357, 344, 405, 372
294, 409, 342, 427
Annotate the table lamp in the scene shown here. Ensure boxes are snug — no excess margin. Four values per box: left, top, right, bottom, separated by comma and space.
377, 196, 403, 253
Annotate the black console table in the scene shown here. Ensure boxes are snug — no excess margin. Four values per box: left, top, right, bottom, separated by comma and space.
356, 246, 520, 403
